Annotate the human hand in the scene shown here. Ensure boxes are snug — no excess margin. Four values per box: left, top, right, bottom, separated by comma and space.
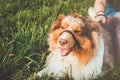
94, 15, 106, 23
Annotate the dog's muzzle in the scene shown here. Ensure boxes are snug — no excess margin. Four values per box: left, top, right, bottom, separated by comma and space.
59, 30, 81, 49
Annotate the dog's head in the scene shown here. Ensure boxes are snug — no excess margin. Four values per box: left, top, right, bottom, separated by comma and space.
48, 14, 99, 56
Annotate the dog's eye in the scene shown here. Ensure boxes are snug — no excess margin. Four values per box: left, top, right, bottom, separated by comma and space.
74, 30, 82, 35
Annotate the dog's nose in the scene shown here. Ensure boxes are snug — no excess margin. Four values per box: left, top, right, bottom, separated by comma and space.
59, 39, 68, 46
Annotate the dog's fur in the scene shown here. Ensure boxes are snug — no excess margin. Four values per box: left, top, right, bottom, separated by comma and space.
100, 16, 120, 70
37, 14, 120, 80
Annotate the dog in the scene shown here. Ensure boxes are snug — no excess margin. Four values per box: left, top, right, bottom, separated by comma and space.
37, 14, 120, 80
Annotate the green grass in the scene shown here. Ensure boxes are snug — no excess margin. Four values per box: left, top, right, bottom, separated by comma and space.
0, 0, 120, 80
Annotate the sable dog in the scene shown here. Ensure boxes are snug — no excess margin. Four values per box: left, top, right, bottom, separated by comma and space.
37, 14, 120, 80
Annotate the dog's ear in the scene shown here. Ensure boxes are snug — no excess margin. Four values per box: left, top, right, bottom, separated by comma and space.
84, 20, 99, 32
50, 14, 65, 32
58, 14, 65, 20
78, 16, 99, 30
81, 20, 99, 41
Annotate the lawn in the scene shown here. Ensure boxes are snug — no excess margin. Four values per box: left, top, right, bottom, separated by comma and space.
0, 0, 120, 80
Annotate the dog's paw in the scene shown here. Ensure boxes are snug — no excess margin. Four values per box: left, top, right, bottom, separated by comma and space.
37, 69, 46, 78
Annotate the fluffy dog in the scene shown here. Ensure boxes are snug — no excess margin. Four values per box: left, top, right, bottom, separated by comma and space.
37, 14, 120, 80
